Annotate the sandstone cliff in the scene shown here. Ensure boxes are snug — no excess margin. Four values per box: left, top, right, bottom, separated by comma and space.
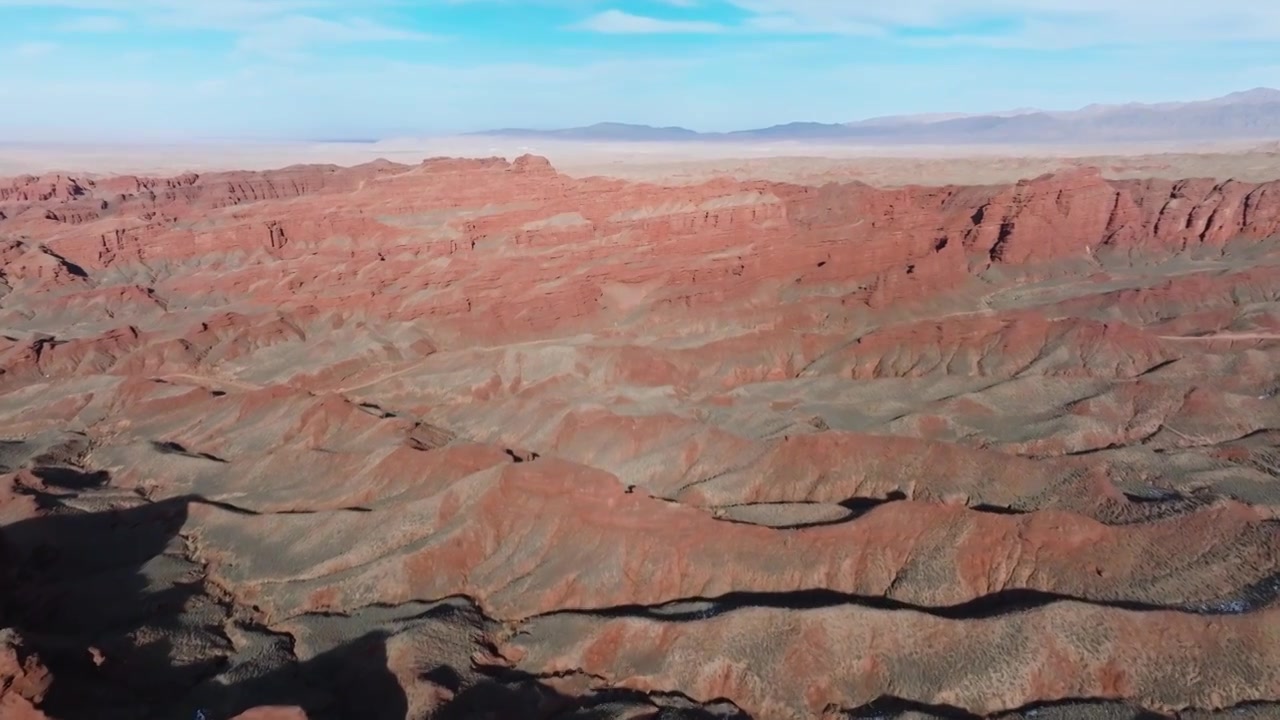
1, 156, 1278, 719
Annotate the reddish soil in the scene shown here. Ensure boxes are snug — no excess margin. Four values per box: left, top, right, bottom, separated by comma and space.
1, 156, 1278, 719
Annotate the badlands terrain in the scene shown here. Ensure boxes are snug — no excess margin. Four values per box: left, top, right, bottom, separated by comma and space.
1, 144, 1280, 720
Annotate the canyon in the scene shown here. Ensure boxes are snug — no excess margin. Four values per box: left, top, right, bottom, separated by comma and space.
0, 152, 1279, 719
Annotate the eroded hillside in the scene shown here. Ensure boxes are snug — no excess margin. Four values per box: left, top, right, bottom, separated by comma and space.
1, 156, 1279, 719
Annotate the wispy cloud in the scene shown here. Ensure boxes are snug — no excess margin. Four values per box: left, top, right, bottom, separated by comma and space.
567, 7, 882, 37
721, 0, 1280, 43
232, 15, 436, 56
11, 40, 58, 56
2, 0, 1277, 142
569, 9, 725, 34
55, 14, 126, 31
0, 0, 430, 53
742, 13, 881, 36
0, 0, 332, 20
555, 0, 1280, 44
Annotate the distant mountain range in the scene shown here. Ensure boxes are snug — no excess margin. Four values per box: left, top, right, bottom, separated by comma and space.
471, 88, 1280, 145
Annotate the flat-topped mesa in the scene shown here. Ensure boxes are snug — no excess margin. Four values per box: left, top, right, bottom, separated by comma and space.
509, 153, 556, 174
415, 153, 556, 175
418, 156, 512, 172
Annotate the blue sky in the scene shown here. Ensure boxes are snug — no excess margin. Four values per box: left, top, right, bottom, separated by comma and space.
0, 0, 1278, 140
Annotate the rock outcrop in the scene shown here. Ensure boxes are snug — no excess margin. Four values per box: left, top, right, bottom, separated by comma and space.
1, 156, 1279, 719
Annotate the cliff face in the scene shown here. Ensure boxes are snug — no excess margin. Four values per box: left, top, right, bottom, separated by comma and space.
4, 160, 1279, 348
2, 156, 1280, 720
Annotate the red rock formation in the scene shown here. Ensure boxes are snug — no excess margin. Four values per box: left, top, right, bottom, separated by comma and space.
506, 603, 1280, 718
1, 155, 1279, 719
0, 633, 52, 720
4, 158, 1278, 350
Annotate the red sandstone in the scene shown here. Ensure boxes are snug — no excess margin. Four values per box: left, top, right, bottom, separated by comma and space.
1, 156, 1278, 719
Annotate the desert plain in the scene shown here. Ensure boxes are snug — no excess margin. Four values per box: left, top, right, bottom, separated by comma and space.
1, 138, 1280, 720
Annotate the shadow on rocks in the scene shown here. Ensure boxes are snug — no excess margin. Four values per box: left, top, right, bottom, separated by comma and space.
430, 664, 748, 720
0, 483, 410, 720
0, 478, 743, 720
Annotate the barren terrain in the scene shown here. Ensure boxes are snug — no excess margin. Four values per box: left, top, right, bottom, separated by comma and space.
5, 137, 1280, 186
1, 147, 1279, 719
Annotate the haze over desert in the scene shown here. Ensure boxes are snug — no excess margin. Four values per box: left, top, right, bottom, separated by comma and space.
4, 1, 1280, 719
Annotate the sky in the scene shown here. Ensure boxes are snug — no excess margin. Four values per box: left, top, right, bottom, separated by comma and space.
0, 0, 1278, 141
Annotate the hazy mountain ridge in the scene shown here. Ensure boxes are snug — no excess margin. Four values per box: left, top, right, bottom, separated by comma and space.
473, 88, 1280, 144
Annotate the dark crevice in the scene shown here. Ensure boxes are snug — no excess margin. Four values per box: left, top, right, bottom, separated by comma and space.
840, 490, 907, 512
357, 401, 396, 419
193, 496, 373, 516
988, 221, 1015, 263
967, 503, 1026, 515
1137, 357, 1180, 376
709, 493, 907, 530
712, 492, 1025, 530
278, 595, 489, 624
1213, 427, 1280, 445
277, 506, 373, 514
990, 697, 1276, 720
38, 245, 89, 278
843, 696, 976, 719
992, 699, 1172, 719
1188, 571, 1280, 614
505, 448, 542, 463
1059, 444, 1124, 457
30, 466, 111, 490
150, 440, 229, 464
526, 585, 1236, 625
1122, 487, 1184, 504
840, 695, 1207, 719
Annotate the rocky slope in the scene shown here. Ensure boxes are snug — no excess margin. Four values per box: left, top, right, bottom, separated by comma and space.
1, 156, 1279, 719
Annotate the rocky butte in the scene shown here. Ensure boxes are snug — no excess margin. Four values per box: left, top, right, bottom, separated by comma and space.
0, 154, 1278, 719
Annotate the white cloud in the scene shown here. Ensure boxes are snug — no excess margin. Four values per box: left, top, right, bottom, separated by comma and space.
456, 0, 1280, 44
3, 0, 1277, 143
233, 15, 435, 56
55, 14, 126, 31
721, 0, 1280, 43
569, 9, 725, 34
742, 13, 881, 36
0, 0, 331, 18
0, 0, 429, 54
11, 41, 58, 56
1, 30, 1276, 142
0, 50, 708, 139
